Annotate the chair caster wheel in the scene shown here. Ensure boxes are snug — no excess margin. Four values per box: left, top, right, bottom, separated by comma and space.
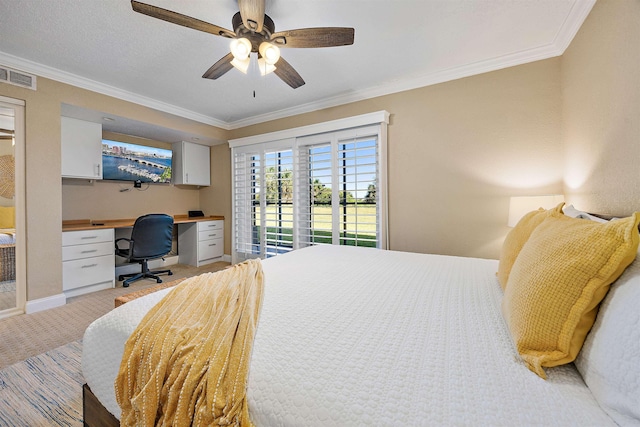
123, 283, 129, 288
157, 279, 162, 283
168, 272, 173, 276
118, 275, 124, 281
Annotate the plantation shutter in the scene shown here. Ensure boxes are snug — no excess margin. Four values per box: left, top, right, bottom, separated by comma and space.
336, 132, 379, 247
230, 111, 389, 263
296, 125, 382, 249
295, 134, 334, 248
232, 148, 261, 263
263, 148, 294, 257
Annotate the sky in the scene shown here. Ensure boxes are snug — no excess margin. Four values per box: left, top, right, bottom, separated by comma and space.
102, 139, 172, 158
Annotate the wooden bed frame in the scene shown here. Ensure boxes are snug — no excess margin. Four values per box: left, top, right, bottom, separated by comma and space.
83, 384, 119, 427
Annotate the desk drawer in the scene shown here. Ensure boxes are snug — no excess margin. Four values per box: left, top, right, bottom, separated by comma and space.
62, 241, 113, 262
198, 229, 223, 242
198, 238, 223, 261
62, 228, 114, 246
197, 220, 223, 233
62, 254, 114, 291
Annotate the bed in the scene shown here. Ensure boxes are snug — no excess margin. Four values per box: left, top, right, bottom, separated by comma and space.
82, 207, 640, 427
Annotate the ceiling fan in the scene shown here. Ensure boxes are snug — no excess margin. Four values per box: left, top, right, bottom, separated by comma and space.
131, 0, 355, 89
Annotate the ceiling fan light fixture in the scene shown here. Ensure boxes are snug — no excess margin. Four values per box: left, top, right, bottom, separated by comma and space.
258, 57, 276, 76
259, 42, 280, 65
230, 38, 252, 60
131, 0, 353, 89
231, 56, 251, 74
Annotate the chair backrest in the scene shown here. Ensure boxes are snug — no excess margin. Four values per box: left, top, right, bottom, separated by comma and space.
129, 214, 174, 260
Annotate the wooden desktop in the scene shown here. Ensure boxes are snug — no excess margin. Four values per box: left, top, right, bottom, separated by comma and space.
62, 214, 224, 232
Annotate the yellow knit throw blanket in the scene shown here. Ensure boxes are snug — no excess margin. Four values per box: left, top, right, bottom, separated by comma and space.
115, 259, 264, 426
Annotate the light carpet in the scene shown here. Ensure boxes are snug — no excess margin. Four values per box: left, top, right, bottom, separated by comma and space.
0, 340, 83, 426
0, 261, 229, 369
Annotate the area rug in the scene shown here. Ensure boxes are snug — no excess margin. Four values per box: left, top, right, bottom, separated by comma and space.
0, 340, 83, 426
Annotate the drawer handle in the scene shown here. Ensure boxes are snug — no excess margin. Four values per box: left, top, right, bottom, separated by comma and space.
208, 243, 217, 247
81, 263, 98, 269
208, 234, 217, 237
81, 236, 98, 240
81, 249, 98, 254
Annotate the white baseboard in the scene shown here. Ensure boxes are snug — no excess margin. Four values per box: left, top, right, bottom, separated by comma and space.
25, 293, 67, 314
223, 254, 231, 263
63, 281, 114, 299
0, 307, 25, 320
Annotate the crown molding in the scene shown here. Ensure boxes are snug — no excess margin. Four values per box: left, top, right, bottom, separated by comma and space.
225, 0, 595, 129
0, 0, 594, 131
553, 0, 596, 53
0, 51, 231, 130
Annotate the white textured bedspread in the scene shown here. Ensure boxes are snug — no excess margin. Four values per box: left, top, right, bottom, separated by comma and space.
82, 245, 615, 426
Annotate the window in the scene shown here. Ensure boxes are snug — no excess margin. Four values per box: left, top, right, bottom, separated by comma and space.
231, 112, 389, 263
296, 129, 380, 248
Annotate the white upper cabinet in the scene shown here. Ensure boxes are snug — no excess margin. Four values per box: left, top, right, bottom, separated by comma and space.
173, 141, 210, 186
61, 116, 103, 179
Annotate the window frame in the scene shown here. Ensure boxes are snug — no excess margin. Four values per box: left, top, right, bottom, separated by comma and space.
230, 111, 389, 264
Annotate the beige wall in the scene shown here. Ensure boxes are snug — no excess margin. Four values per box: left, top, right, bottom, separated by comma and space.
561, 0, 640, 215
229, 59, 564, 259
200, 143, 232, 255
0, 77, 226, 302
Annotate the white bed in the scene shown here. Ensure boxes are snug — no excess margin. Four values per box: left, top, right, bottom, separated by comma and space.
82, 244, 640, 426
0, 229, 15, 245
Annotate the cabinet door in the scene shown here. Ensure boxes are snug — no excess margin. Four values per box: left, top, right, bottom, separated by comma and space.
182, 142, 210, 186
61, 117, 102, 179
198, 238, 224, 261
62, 254, 114, 291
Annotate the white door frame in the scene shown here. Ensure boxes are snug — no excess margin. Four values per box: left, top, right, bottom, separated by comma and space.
0, 95, 26, 319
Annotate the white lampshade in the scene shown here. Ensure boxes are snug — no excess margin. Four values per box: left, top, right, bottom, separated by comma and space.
508, 195, 564, 227
258, 42, 280, 65
230, 38, 252, 60
231, 56, 250, 74
258, 57, 276, 76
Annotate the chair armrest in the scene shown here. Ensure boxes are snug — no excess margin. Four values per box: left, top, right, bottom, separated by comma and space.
114, 237, 131, 250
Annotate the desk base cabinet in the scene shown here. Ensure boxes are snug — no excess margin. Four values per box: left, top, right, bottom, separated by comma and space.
178, 220, 224, 267
62, 229, 115, 297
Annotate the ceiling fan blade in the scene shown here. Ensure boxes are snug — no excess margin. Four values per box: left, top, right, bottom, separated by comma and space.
131, 0, 235, 38
270, 27, 354, 48
238, 0, 265, 33
273, 57, 305, 89
202, 53, 235, 79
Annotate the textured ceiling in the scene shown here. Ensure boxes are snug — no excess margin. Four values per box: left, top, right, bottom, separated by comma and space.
0, 0, 594, 133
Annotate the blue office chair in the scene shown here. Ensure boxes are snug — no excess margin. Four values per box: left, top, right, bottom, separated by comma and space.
115, 213, 174, 287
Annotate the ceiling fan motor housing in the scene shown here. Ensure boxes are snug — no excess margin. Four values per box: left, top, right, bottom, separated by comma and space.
232, 12, 276, 52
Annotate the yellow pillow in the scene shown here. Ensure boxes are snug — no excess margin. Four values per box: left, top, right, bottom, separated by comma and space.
497, 203, 564, 290
502, 212, 640, 379
0, 206, 15, 228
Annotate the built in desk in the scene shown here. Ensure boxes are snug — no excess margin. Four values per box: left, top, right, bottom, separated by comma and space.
61, 215, 224, 297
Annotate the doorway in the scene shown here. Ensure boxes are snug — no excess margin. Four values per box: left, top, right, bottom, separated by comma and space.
0, 96, 25, 319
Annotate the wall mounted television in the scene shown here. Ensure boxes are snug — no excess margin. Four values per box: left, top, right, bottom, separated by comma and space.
101, 139, 172, 184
